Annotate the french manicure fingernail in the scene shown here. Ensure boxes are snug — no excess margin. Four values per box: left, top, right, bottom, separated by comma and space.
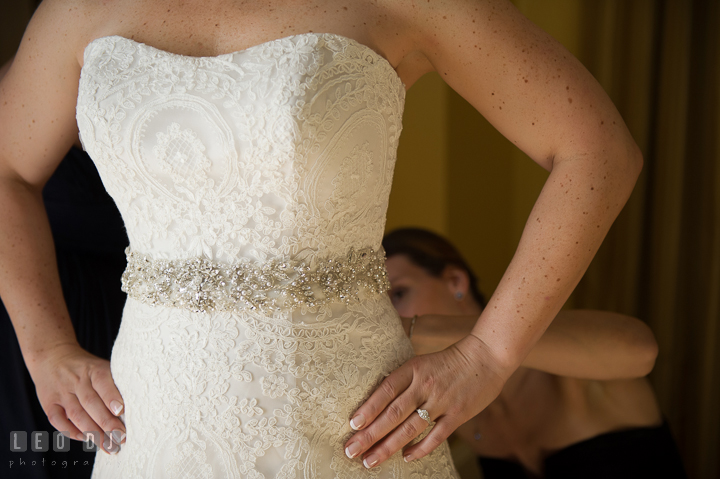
111, 430, 126, 444
403, 454, 413, 463
110, 400, 124, 416
345, 442, 362, 459
104, 437, 120, 455
349, 414, 365, 430
363, 454, 379, 469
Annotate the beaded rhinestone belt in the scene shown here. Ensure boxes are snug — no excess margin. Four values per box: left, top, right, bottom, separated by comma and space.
120, 247, 390, 314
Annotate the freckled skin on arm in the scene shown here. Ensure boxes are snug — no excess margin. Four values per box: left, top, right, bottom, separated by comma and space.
379, 0, 642, 368
0, 0, 126, 450
0, 0, 87, 365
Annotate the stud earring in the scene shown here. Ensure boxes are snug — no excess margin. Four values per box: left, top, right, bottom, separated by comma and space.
455, 292, 464, 301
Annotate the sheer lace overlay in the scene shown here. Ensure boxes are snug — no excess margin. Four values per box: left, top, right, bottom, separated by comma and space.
77, 33, 459, 478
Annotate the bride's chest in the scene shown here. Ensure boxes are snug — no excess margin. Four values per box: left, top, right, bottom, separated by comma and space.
76, 33, 404, 182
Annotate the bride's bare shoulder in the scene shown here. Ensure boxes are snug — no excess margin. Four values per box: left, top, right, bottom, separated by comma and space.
0, 0, 125, 184
378, 0, 630, 170
20, 0, 116, 60
370, 0, 516, 87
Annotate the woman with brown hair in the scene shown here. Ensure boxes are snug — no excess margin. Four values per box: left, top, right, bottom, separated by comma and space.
383, 228, 686, 478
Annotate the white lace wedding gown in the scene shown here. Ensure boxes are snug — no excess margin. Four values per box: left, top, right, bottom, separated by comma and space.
76, 33, 459, 478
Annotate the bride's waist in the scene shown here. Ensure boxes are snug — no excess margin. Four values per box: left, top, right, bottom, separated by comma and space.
121, 247, 389, 315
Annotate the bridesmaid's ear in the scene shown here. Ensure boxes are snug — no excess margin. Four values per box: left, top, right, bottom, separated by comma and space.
442, 266, 470, 301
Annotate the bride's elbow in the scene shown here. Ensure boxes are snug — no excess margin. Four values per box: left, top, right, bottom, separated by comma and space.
627, 142, 644, 182
617, 139, 644, 193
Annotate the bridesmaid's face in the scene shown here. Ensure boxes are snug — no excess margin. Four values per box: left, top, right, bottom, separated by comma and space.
385, 254, 465, 318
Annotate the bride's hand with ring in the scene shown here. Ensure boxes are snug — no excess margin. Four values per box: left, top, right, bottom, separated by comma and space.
343, 334, 508, 467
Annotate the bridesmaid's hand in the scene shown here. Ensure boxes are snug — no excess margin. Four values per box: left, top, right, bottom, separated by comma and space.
343, 334, 508, 467
27, 344, 126, 454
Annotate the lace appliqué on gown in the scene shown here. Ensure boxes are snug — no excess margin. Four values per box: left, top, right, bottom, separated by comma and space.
77, 33, 459, 478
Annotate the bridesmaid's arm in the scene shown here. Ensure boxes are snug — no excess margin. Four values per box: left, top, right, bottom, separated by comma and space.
0, 0, 124, 451
405, 311, 657, 380
347, 0, 641, 467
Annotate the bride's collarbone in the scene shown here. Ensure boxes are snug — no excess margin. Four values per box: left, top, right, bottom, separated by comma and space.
86, 0, 389, 58
80, 0, 428, 86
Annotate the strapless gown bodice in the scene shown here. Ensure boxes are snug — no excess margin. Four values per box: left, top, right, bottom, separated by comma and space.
77, 33, 404, 265
76, 33, 458, 478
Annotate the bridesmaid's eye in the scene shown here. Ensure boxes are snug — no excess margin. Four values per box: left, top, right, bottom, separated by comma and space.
389, 287, 407, 305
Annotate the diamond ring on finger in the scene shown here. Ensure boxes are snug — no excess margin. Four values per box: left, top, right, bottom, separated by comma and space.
416, 408, 431, 424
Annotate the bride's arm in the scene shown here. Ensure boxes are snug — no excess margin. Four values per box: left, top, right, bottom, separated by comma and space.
405, 311, 657, 380
346, 0, 642, 467
404, 0, 642, 372
0, 0, 124, 452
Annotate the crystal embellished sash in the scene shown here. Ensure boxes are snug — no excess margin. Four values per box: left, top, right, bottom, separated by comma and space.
121, 247, 390, 314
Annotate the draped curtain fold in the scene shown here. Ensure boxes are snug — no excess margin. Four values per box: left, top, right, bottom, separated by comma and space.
573, 1, 720, 477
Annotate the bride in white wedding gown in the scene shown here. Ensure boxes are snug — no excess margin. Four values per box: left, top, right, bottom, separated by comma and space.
0, 1, 642, 477
80, 32, 458, 477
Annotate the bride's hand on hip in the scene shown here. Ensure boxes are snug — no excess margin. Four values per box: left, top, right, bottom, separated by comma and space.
344, 334, 507, 467
28, 343, 126, 454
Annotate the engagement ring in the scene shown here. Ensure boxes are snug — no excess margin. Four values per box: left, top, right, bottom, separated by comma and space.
416, 408, 431, 424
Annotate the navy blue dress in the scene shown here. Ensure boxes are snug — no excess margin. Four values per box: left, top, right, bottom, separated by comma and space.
477, 421, 687, 479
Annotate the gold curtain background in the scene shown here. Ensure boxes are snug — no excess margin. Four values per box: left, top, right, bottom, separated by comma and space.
387, 1, 719, 477
2, 0, 718, 478
574, 1, 720, 478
